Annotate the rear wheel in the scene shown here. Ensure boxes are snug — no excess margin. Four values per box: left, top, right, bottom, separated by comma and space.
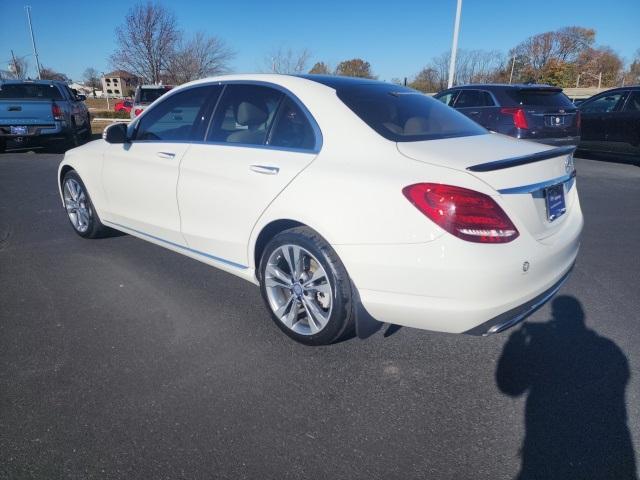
62, 170, 111, 238
259, 227, 354, 345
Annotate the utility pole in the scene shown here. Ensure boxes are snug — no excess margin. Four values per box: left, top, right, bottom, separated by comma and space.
25, 6, 42, 79
447, 0, 462, 88
509, 56, 516, 84
598, 72, 602, 91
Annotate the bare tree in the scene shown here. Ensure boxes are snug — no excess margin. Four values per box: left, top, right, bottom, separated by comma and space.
9, 56, 29, 79
83, 67, 101, 89
39, 67, 69, 82
167, 32, 234, 84
264, 47, 311, 74
110, 1, 180, 83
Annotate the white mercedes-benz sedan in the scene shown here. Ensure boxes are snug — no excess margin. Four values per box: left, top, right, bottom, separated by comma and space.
57, 74, 582, 345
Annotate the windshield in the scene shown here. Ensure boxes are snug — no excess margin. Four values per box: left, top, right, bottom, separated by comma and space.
0, 83, 63, 100
506, 89, 574, 108
337, 84, 487, 142
136, 87, 170, 104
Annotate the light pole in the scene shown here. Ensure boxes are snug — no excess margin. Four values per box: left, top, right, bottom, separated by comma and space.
576, 71, 602, 90
447, 0, 463, 88
25, 6, 42, 80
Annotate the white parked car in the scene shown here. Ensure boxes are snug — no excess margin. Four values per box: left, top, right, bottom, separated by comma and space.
58, 74, 583, 345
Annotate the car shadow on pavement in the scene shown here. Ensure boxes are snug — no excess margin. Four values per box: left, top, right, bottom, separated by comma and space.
496, 295, 637, 480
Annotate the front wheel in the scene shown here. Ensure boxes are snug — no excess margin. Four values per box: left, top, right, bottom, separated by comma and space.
62, 171, 111, 238
259, 227, 354, 345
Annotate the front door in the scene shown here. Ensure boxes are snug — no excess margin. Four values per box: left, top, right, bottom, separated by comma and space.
102, 85, 215, 244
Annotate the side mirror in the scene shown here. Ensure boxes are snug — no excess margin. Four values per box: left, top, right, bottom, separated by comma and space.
77, 94, 87, 101
103, 122, 129, 144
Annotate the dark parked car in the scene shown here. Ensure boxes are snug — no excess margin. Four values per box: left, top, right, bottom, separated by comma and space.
434, 84, 580, 146
577, 86, 640, 162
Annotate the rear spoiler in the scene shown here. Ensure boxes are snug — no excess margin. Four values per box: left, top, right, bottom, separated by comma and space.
467, 146, 576, 172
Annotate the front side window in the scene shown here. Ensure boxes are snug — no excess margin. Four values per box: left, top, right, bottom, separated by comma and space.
338, 85, 487, 142
434, 90, 458, 106
207, 85, 283, 146
134, 86, 218, 142
454, 90, 483, 108
268, 97, 316, 150
580, 92, 627, 113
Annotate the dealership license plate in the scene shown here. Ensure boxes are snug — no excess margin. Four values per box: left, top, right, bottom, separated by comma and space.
10, 126, 28, 135
545, 184, 566, 221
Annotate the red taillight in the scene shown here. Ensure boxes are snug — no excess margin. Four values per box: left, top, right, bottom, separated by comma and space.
134, 108, 143, 116
52, 103, 63, 121
500, 107, 528, 129
402, 183, 519, 243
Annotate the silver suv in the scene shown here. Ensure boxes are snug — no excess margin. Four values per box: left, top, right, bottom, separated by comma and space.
130, 85, 173, 119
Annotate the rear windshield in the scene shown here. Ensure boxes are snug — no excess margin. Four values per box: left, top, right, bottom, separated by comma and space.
0, 83, 63, 100
337, 85, 486, 142
506, 89, 574, 108
136, 87, 170, 104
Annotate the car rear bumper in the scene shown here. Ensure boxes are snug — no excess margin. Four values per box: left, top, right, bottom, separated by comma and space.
0, 123, 67, 149
463, 265, 573, 335
334, 199, 583, 334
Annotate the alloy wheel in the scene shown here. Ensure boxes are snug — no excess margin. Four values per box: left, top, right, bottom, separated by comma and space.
63, 178, 91, 233
264, 244, 333, 335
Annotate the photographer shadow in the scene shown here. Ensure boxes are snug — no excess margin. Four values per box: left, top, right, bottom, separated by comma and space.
496, 295, 637, 480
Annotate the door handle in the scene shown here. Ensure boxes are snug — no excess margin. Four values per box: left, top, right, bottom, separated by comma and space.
249, 165, 279, 175
156, 151, 176, 159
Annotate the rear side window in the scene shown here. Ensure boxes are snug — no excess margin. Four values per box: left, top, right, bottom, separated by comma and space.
454, 90, 495, 108
506, 89, 574, 108
338, 85, 487, 142
268, 97, 316, 150
136, 87, 170, 104
0, 83, 63, 100
134, 86, 218, 141
207, 85, 283, 146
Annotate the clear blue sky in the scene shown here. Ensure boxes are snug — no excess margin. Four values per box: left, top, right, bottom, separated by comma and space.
1, 0, 638, 82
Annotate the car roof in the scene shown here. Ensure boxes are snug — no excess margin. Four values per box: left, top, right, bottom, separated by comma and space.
449, 83, 562, 91
0, 79, 67, 86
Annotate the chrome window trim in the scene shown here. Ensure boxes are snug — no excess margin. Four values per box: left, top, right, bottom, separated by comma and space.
498, 170, 576, 195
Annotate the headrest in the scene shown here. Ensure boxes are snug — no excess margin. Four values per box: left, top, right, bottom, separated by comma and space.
236, 101, 268, 126
403, 116, 430, 135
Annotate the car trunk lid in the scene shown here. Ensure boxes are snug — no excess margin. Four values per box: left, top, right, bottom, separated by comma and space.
397, 134, 577, 241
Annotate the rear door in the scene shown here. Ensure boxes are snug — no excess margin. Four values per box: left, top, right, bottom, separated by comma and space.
102, 85, 215, 243
178, 83, 320, 268
452, 89, 497, 130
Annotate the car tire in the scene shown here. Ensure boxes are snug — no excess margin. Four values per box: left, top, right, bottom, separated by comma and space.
61, 170, 111, 239
259, 226, 354, 345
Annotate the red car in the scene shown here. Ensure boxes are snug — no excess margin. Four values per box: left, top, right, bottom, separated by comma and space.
114, 100, 133, 114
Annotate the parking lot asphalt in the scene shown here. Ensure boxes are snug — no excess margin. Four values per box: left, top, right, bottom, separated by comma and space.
1, 153, 639, 480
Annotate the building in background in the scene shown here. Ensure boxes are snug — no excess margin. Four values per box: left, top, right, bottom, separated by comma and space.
100, 70, 138, 98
